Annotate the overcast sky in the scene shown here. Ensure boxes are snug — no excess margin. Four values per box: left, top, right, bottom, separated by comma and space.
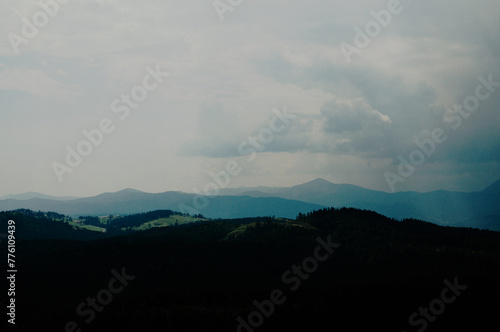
1, 0, 499, 197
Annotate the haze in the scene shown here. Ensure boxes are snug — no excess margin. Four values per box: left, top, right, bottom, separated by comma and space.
1, 0, 499, 198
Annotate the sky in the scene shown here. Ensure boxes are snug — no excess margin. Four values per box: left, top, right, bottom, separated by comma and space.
0, 0, 499, 197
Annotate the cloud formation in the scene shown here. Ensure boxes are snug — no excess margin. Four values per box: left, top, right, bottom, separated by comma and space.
321, 99, 391, 133
0, 0, 499, 196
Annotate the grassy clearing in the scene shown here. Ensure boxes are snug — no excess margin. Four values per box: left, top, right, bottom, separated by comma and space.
226, 224, 251, 239
122, 215, 204, 231
66, 220, 106, 232
66, 214, 204, 233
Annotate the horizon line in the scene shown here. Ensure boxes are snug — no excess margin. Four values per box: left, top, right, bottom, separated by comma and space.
2, 177, 498, 200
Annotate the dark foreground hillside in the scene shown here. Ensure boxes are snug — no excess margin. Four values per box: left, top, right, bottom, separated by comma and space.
1, 208, 500, 331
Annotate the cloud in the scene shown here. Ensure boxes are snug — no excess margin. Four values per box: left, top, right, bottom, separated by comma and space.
177, 103, 248, 158
0, 0, 499, 196
320, 98, 391, 134
0, 65, 81, 100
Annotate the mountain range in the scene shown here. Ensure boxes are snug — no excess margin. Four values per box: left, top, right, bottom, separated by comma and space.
0, 188, 323, 220
218, 178, 500, 230
1, 178, 499, 230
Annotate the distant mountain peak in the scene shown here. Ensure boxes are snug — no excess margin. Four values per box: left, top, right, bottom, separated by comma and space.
293, 178, 340, 190
117, 188, 144, 194
296, 178, 334, 187
95, 188, 146, 199
308, 178, 333, 185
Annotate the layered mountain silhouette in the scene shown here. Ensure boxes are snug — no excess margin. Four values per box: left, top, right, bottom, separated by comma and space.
0, 188, 322, 220
0, 192, 79, 201
218, 178, 500, 230
0, 178, 498, 230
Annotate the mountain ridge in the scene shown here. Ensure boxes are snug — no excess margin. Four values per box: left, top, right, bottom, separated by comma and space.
0, 191, 324, 220
218, 178, 500, 230
0, 192, 80, 201
1, 178, 498, 230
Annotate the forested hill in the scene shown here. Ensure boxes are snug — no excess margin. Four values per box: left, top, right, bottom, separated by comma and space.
0, 209, 101, 240
2, 207, 500, 331
0, 209, 198, 240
